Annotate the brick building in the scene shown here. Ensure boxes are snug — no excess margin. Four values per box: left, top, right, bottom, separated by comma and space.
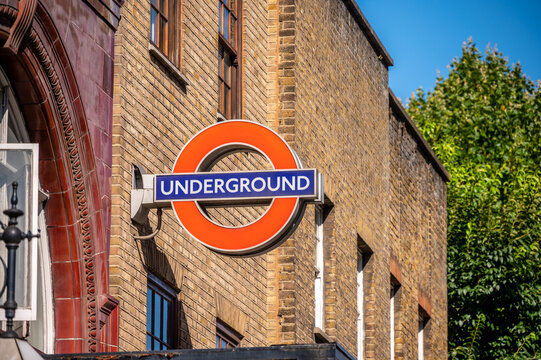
109, 0, 449, 358
0, 0, 449, 359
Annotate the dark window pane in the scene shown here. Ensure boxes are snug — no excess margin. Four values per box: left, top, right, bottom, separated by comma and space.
147, 275, 178, 350
219, 48, 224, 77
154, 292, 161, 337
219, 82, 225, 115
224, 53, 231, 84
147, 289, 153, 333
159, 0, 166, 13
163, 300, 169, 345
223, 86, 229, 117
159, 17, 167, 51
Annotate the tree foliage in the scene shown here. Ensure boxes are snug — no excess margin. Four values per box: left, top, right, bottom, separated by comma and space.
407, 40, 541, 359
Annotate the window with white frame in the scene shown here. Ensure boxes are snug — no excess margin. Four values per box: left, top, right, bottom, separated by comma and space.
314, 205, 324, 329
0, 67, 54, 353
26, 203, 54, 353
356, 237, 372, 360
357, 249, 364, 360
390, 280, 400, 360
418, 308, 430, 360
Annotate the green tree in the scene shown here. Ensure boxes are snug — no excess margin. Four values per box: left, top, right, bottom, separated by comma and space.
407, 40, 541, 359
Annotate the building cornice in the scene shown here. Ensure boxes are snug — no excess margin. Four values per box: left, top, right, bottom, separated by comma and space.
340, 0, 393, 67
389, 90, 451, 182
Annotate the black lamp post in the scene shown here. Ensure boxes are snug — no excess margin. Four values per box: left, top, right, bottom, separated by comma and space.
0, 182, 39, 338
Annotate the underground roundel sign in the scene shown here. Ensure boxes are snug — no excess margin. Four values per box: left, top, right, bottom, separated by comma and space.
154, 120, 323, 256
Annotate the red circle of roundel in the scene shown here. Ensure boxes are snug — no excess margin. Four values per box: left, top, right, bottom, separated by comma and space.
172, 120, 301, 255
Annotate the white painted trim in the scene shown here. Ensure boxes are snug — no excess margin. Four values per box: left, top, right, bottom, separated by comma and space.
314, 205, 324, 329
390, 286, 396, 360
0, 143, 39, 321
26, 206, 55, 353
357, 251, 364, 360
418, 319, 424, 360
38, 206, 55, 353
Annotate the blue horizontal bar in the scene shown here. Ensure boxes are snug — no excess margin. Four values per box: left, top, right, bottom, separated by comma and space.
155, 169, 317, 202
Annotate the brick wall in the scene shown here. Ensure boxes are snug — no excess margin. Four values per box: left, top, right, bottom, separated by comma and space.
111, 0, 271, 350
290, 0, 392, 355
266, 1, 448, 359
264, 0, 298, 346
389, 99, 448, 359
111, 0, 448, 358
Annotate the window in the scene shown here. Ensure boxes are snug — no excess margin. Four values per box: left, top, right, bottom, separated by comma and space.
390, 281, 400, 360
150, 0, 181, 68
0, 67, 54, 353
356, 238, 372, 360
216, 319, 242, 348
418, 308, 430, 360
314, 205, 324, 330
146, 274, 178, 350
218, 0, 241, 119
357, 249, 364, 360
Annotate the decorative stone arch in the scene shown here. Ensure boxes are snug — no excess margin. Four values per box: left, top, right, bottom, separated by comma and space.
0, 0, 118, 352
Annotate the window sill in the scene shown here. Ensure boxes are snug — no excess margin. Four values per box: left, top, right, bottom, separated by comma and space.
217, 112, 227, 122
218, 33, 237, 57
149, 43, 190, 86
314, 327, 332, 343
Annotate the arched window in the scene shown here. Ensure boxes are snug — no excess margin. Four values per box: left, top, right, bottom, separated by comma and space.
0, 66, 55, 353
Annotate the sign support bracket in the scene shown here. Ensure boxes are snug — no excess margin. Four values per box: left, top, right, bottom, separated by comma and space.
131, 164, 170, 226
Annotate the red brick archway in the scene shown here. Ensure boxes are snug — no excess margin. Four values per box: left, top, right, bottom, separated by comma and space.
0, 1, 118, 353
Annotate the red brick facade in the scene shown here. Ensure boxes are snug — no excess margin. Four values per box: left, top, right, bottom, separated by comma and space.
0, 0, 121, 352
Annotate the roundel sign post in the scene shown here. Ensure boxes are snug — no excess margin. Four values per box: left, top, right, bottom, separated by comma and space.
152, 120, 323, 256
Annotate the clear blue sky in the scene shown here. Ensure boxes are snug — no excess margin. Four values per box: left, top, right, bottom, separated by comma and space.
358, 1, 541, 105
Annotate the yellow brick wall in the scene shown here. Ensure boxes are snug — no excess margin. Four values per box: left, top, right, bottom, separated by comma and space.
111, 0, 447, 358
111, 0, 272, 350
389, 107, 448, 360
292, 0, 391, 355
266, 1, 448, 359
